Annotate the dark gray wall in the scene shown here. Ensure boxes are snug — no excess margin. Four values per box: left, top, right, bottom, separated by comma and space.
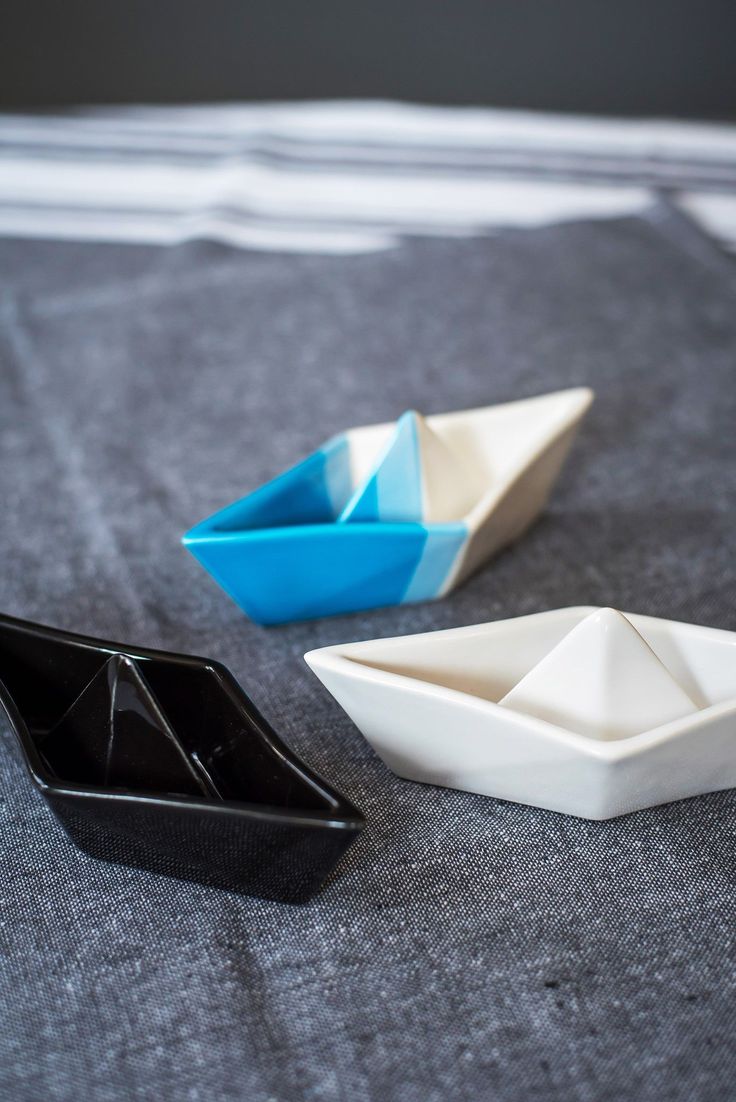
2, 0, 735, 116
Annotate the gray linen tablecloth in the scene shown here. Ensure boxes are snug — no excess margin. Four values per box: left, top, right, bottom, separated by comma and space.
1, 181, 735, 1099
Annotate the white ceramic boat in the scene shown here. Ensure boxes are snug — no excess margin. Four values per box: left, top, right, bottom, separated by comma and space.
305, 607, 736, 819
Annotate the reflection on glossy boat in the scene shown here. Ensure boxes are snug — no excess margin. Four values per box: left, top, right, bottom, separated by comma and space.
0, 613, 363, 901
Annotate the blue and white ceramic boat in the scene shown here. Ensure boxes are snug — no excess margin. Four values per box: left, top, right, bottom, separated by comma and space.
183, 387, 593, 624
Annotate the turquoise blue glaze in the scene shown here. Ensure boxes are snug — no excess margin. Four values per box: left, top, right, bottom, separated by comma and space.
403, 525, 466, 603
183, 432, 467, 625
196, 436, 351, 533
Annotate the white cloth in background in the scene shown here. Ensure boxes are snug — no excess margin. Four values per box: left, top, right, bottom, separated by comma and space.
1, 101, 735, 254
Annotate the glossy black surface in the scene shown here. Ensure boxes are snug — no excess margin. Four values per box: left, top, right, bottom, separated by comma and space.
0, 614, 363, 901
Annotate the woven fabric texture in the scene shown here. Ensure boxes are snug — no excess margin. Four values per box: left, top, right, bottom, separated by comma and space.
1, 201, 735, 1101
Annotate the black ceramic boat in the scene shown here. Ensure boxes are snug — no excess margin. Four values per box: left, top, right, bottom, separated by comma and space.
0, 613, 363, 901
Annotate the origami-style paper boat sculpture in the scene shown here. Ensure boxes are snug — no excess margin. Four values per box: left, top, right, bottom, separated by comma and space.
0, 613, 363, 900
183, 388, 593, 624
305, 607, 736, 820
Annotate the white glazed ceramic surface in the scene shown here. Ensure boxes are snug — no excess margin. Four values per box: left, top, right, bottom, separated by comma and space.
305, 608, 736, 820
345, 387, 594, 592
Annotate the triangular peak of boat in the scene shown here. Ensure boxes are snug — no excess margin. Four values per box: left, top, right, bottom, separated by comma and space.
40, 652, 214, 795
345, 387, 593, 525
339, 410, 486, 524
308, 607, 733, 719
498, 608, 699, 740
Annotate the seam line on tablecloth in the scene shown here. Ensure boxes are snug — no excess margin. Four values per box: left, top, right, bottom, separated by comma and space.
0, 294, 149, 634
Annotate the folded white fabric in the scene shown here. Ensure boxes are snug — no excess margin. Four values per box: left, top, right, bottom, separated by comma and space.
0, 102, 735, 253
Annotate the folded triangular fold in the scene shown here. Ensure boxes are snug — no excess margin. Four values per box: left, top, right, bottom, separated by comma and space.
339, 410, 484, 524
40, 654, 210, 794
499, 608, 699, 740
